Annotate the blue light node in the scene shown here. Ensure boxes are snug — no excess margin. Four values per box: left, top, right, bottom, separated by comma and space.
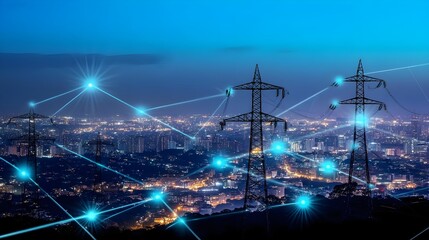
16, 166, 31, 181
355, 114, 368, 127
319, 160, 335, 174
270, 140, 287, 155
28, 101, 36, 108
226, 87, 234, 97
212, 156, 227, 169
296, 195, 311, 209
334, 76, 344, 86
152, 191, 164, 201
85, 210, 99, 221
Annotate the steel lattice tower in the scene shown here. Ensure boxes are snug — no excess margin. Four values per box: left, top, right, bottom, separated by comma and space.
220, 64, 287, 210
88, 132, 113, 199
8, 108, 54, 208
331, 60, 386, 196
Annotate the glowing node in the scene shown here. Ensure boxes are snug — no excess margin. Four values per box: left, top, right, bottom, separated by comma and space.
85, 210, 98, 221
152, 191, 164, 201
355, 114, 368, 127
136, 107, 146, 115
85, 77, 97, 89
296, 195, 311, 209
212, 156, 227, 169
368, 183, 376, 190
319, 160, 335, 174
270, 140, 287, 155
331, 100, 339, 107
28, 101, 36, 108
333, 76, 344, 86
16, 166, 31, 181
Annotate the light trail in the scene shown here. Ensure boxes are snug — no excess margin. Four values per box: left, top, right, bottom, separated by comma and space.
267, 202, 296, 210
56, 144, 144, 185
183, 166, 209, 178
0, 198, 152, 239
51, 88, 87, 117
394, 187, 429, 197
366, 62, 429, 75
160, 199, 201, 240
371, 127, 428, 144
193, 97, 227, 137
94, 86, 195, 140
410, 226, 429, 240
276, 87, 329, 117
290, 124, 352, 142
0, 157, 96, 240
147, 93, 224, 111
33, 86, 85, 106
102, 202, 146, 222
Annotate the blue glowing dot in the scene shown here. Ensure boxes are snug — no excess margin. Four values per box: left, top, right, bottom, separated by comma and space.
296, 195, 311, 209
212, 156, 227, 169
28, 101, 36, 108
355, 114, 368, 126
87, 83, 94, 88
178, 218, 185, 224
17, 166, 31, 181
152, 191, 164, 201
331, 100, 339, 107
334, 76, 344, 86
271, 140, 287, 155
226, 87, 234, 97
368, 183, 376, 190
319, 160, 336, 174
86, 210, 98, 221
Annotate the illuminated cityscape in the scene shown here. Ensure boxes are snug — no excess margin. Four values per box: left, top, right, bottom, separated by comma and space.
1, 1, 429, 240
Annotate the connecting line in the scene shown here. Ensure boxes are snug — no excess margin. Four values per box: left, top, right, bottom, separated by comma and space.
183, 166, 210, 179
160, 199, 202, 240
167, 209, 248, 228
102, 202, 145, 222
0, 198, 152, 239
276, 87, 329, 117
94, 86, 195, 140
28, 178, 96, 240
393, 187, 429, 197
371, 127, 428, 144
267, 202, 296, 210
34, 86, 85, 106
146, 94, 224, 111
0, 157, 96, 240
51, 88, 88, 117
56, 144, 144, 185
366, 62, 429, 75
284, 151, 367, 185
410, 226, 429, 240
290, 124, 352, 142
193, 97, 228, 137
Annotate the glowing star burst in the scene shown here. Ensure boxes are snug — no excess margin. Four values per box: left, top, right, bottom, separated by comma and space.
152, 192, 164, 201
333, 76, 344, 86
226, 87, 234, 97
355, 114, 368, 127
16, 166, 31, 181
28, 101, 36, 108
296, 195, 311, 209
271, 140, 287, 155
85, 210, 99, 221
319, 160, 335, 174
212, 156, 227, 169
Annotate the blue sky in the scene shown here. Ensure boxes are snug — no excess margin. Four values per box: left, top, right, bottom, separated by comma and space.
0, 0, 428, 117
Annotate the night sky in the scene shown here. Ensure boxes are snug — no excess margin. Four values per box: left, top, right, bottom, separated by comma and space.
0, 0, 428, 118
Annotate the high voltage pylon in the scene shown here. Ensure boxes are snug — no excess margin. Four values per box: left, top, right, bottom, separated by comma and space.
88, 132, 113, 202
220, 64, 287, 210
330, 60, 386, 196
8, 107, 55, 208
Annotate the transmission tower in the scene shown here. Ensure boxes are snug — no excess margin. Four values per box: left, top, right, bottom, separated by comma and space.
220, 64, 287, 210
8, 107, 55, 207
330, 60, 386, 196
88, 132, 113, 201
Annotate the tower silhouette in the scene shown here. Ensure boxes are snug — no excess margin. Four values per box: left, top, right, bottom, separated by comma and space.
8, 107, 55, 209
220, 64, 287, 210
88, 132, 113, 202
330, 60, 386, 196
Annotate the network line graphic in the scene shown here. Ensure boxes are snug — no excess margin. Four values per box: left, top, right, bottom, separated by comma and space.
0, 60, 428, 239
